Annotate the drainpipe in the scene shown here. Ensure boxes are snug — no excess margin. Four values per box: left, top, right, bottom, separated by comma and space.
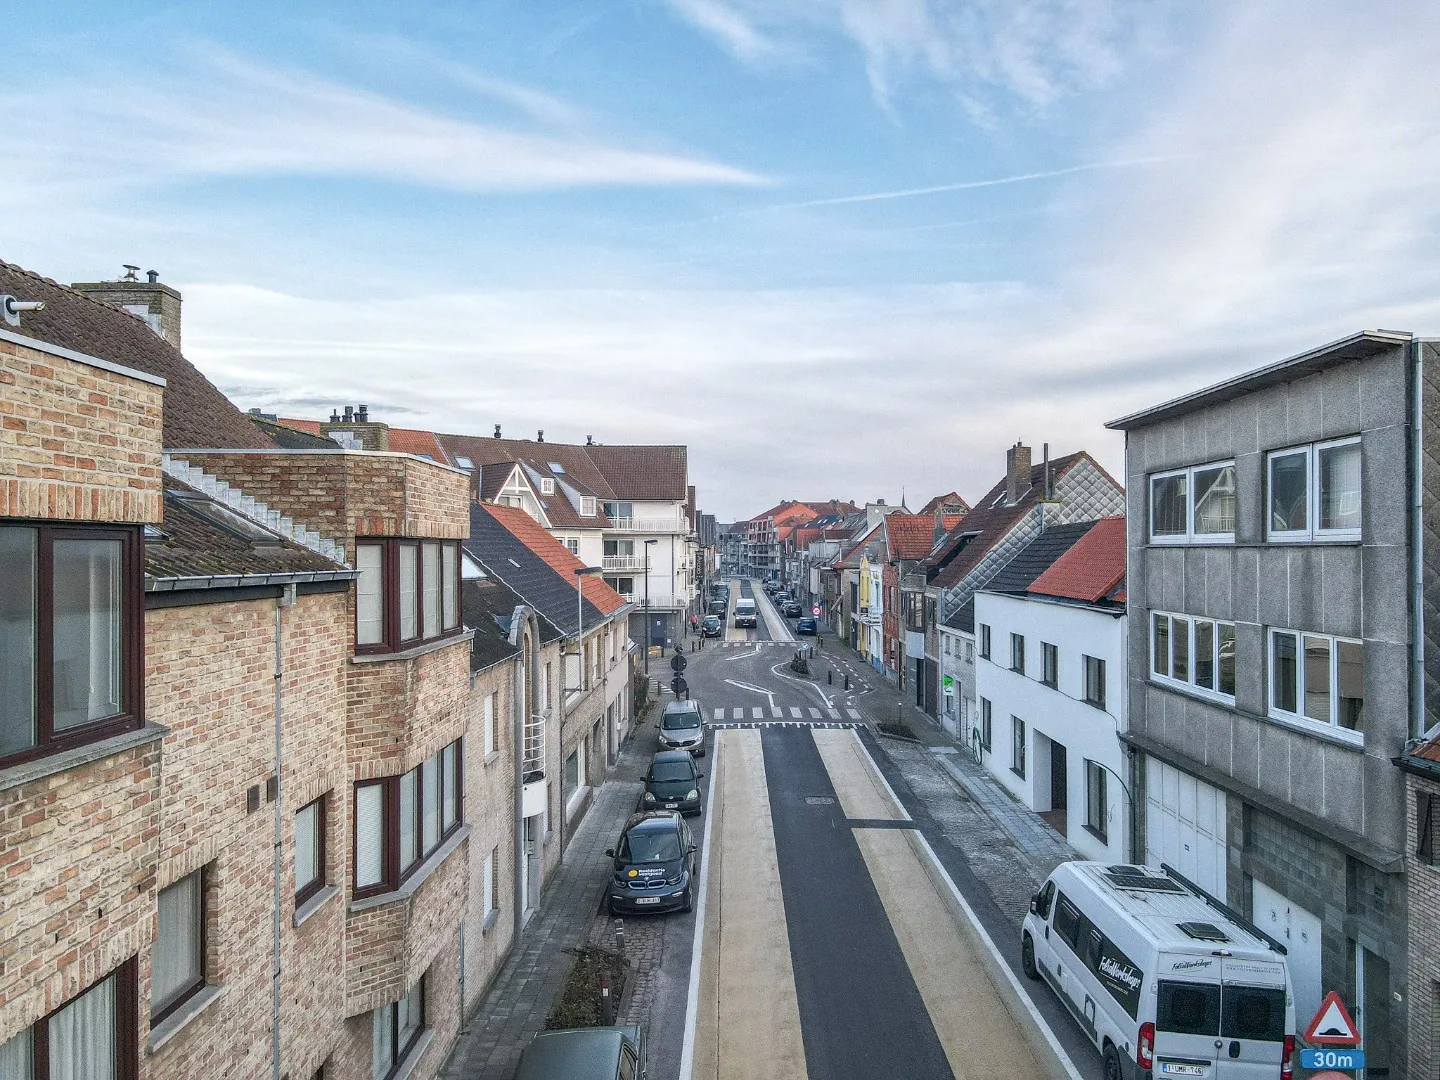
511, 647, 524, 943
1412, 339, 1429, 739
272, 583, 295, 1080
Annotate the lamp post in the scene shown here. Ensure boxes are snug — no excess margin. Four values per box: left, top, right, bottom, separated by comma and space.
643, 539, 658, 675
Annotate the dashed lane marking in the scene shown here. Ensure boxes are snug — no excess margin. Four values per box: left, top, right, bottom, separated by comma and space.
808, 707, 821, 719
770, 706, 783, 718
827, 708, 841, 720
709, 721, 857, 730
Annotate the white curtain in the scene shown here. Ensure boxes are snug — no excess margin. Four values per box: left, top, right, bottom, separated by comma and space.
422, 544, 440, 639
295, 801, 319, 893
50, 974, 115, 1080
0, 527, 36, 756
355, 785, 384, 888
400, 771, 417, 870
441, 545, 457, 630
152, 873, 200, 1012
51, 539, 121, 730
356, 546, 384, 645
398, 545, 418, 641
371, 1004, 394, 1080
0, 1026, 32, 1080
421, 755, 439, 854
442, 744, 457, 831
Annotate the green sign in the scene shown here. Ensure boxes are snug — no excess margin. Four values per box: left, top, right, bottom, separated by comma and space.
942, 676, 954, 689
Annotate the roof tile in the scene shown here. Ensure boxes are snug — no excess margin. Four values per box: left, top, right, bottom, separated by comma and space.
1028, 517, 1127, 603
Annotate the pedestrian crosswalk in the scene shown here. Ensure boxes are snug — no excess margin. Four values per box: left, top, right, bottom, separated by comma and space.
712, 705, 863, 722
711, 640, 807, 648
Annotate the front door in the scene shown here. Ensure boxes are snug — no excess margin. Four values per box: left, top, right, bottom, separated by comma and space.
523, 814, 542, 911
1051, 741, 1068, 819
915, 659, 925, 706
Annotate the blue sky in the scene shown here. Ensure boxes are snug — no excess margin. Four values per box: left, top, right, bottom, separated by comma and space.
7, 1, 1440, 518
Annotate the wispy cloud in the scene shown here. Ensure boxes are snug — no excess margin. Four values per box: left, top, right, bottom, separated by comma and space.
0, 47, 765, 195
657, 0, 783, 63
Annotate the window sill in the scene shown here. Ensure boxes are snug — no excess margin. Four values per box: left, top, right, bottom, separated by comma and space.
294, 883, 340, 927
566, 786, 590, 821
1147, 676, 1236, 710
1082, 824, 1109, 845
352, 629, 474, 665
1011, 767, 1026, 779
146, 984, 228, 1054
0, 722, 167, 795
390, 1028, 436, 1080
1265, 710, 1365, 749
484, 749, 502, 767
349, 825, 471, 913
482, 908, 500, 933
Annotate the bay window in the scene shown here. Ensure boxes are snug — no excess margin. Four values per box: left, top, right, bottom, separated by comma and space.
0, 524, 141, 767
353, 739, 464, 897
1152, 612, 1236, 700
1268, 628, 1364, 737
1267, 437, 1362, 541
353, 539, 462, 653
0, 960, 137, 1079
1149, 460, 1236, 543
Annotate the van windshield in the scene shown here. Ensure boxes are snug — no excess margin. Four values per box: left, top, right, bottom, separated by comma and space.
1222, 985, 1286, 1043
663, 709, 700, 730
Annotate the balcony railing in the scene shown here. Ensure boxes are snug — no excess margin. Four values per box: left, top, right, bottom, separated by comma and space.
522, 716, 546, 783
608, 517, 687, 534
602, 555, 647, 572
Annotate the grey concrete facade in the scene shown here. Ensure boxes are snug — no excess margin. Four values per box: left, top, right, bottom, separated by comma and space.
1110, 332, 1425, 1076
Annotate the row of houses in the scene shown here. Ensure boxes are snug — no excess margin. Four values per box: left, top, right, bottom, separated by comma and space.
750, 330, 1440, 1078
0, 260, 697, 1080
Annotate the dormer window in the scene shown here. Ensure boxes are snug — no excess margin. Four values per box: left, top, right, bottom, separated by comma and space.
580, 496, 597, 517
355, 539, 462, 653
540, 478, 556, 496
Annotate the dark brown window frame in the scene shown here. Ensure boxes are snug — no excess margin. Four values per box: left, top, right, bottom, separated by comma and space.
1084, 759, 1109, 842
353, 538, 462, 655
295, 794, 328, 906
0, 522, 144, 770
352, 739, 464, 899
1084, 655, 1107, 710
374, 978, 426, 1080
1041, 642, 1058, 688
16, 956, 139, 1079
150, 866, 208, 1026
1010, 632, 1025, 674
1418, 790, 1436, 865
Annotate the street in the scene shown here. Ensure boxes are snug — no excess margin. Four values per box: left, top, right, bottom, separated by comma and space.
640, 579, 1098, 1080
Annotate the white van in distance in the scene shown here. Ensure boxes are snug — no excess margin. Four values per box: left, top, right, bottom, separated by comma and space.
733, 598, 757, 629
1021, 862, 1295, 1080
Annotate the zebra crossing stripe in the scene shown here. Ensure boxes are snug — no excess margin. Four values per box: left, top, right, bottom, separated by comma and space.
808, 708, 821, 719
827, 708, 841, 720
770, 706, 782, 718
732, 708, 743, 720
713, 708, 724, 720
789, 707, 802, 718
752, 707, 763, 719
846, 708, 862, 720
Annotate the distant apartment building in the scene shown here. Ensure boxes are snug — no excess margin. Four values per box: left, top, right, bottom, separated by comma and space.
1108, 330, 1427, 1068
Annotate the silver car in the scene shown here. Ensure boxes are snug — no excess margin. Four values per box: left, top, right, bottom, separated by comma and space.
658, 700, 705, 756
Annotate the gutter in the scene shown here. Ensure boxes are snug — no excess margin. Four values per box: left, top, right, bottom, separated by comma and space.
146, 569, 358, 592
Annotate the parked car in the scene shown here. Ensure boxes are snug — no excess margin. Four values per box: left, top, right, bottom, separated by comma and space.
781, 599, 802, 617
658, 700, 705, 755
514, 1025, 646, 1080
643, 750, 704, 815
733, 598, 757, 629
1021, 862, 1295, 1080
606, 812, 697, 915
701, 614, 722, 637
707, 597, 727, 616
796, 617, 818, 635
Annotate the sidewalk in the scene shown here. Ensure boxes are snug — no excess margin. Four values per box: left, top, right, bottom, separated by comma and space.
440, 729, 649, 1079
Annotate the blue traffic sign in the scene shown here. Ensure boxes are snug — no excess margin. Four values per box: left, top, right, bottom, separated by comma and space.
1301, 1047, 1365, 1070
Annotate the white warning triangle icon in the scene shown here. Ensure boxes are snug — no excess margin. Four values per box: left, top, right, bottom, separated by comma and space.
1304, 991, 1360, 1045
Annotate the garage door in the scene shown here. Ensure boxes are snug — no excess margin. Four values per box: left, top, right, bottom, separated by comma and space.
1144, 758, 1227, 897
1252, 879, 1322, 1023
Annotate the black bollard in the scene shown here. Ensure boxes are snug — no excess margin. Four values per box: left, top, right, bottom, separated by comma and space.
844, 674, 850, 691
827, 670, 832, 685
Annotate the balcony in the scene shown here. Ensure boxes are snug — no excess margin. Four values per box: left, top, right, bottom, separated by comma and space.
857, 606, 881, 625
602, 555, 647, 572
522, 715, 546, 783
608, 517, 687, 534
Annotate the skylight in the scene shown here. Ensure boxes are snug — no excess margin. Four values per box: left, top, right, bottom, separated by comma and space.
548, 462, 565, 474
456, 456, 475, 471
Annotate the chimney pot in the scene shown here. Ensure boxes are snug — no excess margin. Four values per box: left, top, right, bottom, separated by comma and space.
494, 424, 502, 439
586, 434, 594, 445
122, 264, 139, 282
537, 429, 544, 443
357, 404, 369, 423
1006, 441, 1033, 505
146, 270, 158, 284
343, 406, 354, 422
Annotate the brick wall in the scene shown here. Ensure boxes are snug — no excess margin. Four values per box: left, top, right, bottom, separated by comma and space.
0, 336, 163, 523
1407, 771, 1440, 1080
347, 641, 472, 775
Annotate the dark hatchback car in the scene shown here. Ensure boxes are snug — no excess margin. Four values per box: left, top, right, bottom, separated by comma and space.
607, 812, 697, 915
700, 614, 722, 637
643, 750, 704, 815
514, 1025, 645, 1080
796, 616, 818, 635
781, 599, 803, 617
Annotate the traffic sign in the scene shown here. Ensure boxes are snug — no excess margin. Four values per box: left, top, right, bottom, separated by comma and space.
670, 675, 688, 698
811, 605, 821, 616
1304, 991, 1360, 1046
670, 653, 687, 673
1301, 1048, 1365, 1071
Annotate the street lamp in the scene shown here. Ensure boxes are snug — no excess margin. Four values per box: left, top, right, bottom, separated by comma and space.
643, 539, 659, 675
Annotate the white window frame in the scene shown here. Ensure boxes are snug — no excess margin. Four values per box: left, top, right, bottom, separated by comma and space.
580, 496, 597, 518
482, 692, 496, 758
1266, 437, 1362, 543
1266, 627, 1364, 743
1150, 610, 1237, 704
540, 477, 555, 495
1149, 459, 1236, 544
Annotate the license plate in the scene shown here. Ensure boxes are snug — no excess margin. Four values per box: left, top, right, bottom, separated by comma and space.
665, 802, 679, 808
1159, 1065, 1206, 1077
635, 896, 661, 905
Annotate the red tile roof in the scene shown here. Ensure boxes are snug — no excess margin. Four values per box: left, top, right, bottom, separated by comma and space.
482, 502, 627, 615
278, 417, 324, 435
387, 427, 452, 462
1414, 732, 1440, 765
917, 492, 970, 516
1028, 516, 1127, 603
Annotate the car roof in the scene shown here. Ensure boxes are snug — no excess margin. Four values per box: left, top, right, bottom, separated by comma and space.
515, 1028, 630, 1080
651, 750, 694, 765
662, 700, 701, 714
623, 811, 682, 832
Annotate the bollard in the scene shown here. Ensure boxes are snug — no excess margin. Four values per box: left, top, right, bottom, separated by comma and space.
615, 919, 625, 957
827, 670, 832, 685
600, 972, 614, 1025
844, 674, 850, 691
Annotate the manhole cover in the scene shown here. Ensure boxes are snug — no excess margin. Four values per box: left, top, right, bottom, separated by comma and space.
804, 796, 836, 805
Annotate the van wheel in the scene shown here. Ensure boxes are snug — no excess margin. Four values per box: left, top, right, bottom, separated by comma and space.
1102, 1044, 1123, 1080
1021, 934, 1039, 980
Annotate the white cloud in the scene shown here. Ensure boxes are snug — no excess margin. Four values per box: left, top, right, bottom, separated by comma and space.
0, 49, 764, 196
657, 0, 783, 64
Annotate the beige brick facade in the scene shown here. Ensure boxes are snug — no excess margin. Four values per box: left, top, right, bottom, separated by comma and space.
1406, 770, 1440, 1080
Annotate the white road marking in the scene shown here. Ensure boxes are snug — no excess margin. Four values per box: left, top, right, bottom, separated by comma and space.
713, 708, 724, 720
677, 719, 722, 1080
808, 707, 821, 719
752, 707, 763, 719
732, 708, 743, 720
723, 678, 775, 708
789, 707, 802, 718
767, 661, 834, 708
827, 708, 841, 720
770, 706, 782, 718
721, 645, 761, 662
846, 708, 862, 720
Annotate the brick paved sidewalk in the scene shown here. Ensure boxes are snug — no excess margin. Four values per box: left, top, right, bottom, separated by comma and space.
440, 731, 649, 1080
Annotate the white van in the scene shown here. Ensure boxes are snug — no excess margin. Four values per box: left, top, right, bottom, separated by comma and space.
733, 598, 757, 629
1021, 863, 1295, 1080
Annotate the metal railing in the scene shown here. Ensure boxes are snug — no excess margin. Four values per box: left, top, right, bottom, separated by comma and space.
607, 517, 687, 534
522, 715, 546, 783
601, 555, 647, 571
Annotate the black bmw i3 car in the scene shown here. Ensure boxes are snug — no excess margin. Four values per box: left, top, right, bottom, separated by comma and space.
606, 812, 697, 915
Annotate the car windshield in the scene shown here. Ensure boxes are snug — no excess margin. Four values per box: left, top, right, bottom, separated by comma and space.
650, 761, 693, 782
663, 709, 700, 730
619, 829, 682, 863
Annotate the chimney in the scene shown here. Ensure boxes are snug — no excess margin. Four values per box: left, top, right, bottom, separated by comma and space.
1043, 442, 1053, 500
70, 265, 184, 350
1006, 441, 1032, 505
330, 410, 341, 423
357, 404, 369, 423
586, 434, 594, 446
343, 406, 354, 422
494, 425, 502, 439
537, 429, 544, 443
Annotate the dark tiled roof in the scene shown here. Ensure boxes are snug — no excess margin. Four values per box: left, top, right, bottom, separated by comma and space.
249, 416, 338, 449
0, 261, 276, 451
918, 492, 970, 516
146, 480, 348, 583
1028, 517, 1127, 604
978, 522, 1096, 595
436, 434, 689, 504
462, 575, 536, 672
944, 598, 976, 634
585, 444, 688, 501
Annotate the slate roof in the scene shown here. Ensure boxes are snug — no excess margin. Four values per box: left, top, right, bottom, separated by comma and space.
0, 260, 277, 451
249, 416, 338, 449
146, 479, 350, 584
463, 503, 628, 636
461, 574, 538, 673
1028, 516, 1126, 604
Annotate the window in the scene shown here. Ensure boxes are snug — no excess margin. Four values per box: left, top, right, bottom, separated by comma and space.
1083, 655, 1106, 709
978, 698, 992, 751
965, 641, 974, 663
1149, 460, 1236, 543
0, 525, 141, 767
1011, 716, 1026, 777
353, 740, 464, 897
0, 960, 137, 1079
152, 869, 205, 1023
1041, 642, 1058, 688
482, 693, 496, 757
486, 846, 500, 917
353, 540, 462, 653
979, 625, 990, 660
1151, 612, 1236, 700
603, 502, 633, 520
1418, 791, 1437, 865
295, 796, 326, 905
1268, 438, 1362, 541
580, 496, 597, 518
1085, 761, 1108, 841
1268, 628, 1364, 736
563, 537, 579, 555
540, 477, 555, 495
372, 980, 425, 1080
1010, 633, 1025, 674
565, 748, 580, 793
